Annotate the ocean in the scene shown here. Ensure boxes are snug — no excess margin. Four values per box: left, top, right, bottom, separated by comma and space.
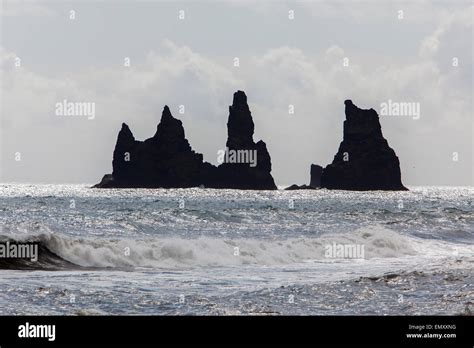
0, 184, 472, 315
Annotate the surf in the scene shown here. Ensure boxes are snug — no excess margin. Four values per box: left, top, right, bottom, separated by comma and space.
1, 225, 459, 271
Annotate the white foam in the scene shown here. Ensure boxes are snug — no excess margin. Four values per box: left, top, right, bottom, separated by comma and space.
20, 225, 435, 269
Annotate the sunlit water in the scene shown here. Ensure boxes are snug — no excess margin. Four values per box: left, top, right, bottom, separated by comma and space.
0, 184, 472, 315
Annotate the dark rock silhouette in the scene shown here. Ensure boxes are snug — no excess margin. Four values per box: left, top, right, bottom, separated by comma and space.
310, 164, 323, 188
208, 91, 277, 190
320, 100, 407, 191
284, 184, 315, 190
284, 164, 321, 190
94, 91, 276, 190
95, 106, 209, 188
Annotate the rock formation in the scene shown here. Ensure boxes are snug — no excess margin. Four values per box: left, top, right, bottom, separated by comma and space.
320, 100, 407, 191
94, 91, 277, 190
284, 184, 315, 190
284, 164, 322, 190
209, 91, 277, 190
310, 164, 323, 188
95, 106, 209, 188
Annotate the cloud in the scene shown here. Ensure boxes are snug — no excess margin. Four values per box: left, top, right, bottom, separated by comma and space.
420, 5, 473, 58
1, 2, 472, 186
0, 40, 244, 183
231, 0, 467, 23
0, 0, 56, 17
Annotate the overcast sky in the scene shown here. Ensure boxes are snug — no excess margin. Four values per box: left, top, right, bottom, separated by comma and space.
0, 0, 472, 186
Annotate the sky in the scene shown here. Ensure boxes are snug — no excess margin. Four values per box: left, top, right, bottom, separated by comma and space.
0, 0, 472, 186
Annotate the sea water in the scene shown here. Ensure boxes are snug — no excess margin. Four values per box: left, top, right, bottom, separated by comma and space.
0, 184, 472, 315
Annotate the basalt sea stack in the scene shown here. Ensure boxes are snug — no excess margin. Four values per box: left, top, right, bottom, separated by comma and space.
319, 100, 407, 191
94, 91, 276, 190
284, 164, 321, 190
310, 164, 323, 188
95, 105, 210, 188
210, 91, 277, 190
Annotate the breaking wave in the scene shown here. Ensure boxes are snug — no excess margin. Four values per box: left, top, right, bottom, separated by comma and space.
0, 226, 472, 270
0, 226, 443, 270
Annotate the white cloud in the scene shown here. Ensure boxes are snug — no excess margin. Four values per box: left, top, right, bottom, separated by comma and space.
1, 2, 472, 186
1, 40, 243, 183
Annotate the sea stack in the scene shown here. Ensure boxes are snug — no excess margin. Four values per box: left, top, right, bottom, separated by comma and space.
209, 91, 277, 190
95, 106, 209, 188
94, 91, 277, 190
320, 100, 407, 191
284, 164, 320, 190
310, 164, 323, 188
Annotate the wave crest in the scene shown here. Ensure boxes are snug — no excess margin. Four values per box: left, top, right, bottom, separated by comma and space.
0, 226, 420, 270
